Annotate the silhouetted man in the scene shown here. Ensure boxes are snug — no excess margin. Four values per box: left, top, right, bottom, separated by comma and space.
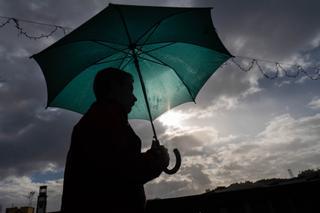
61, 68, 170, 213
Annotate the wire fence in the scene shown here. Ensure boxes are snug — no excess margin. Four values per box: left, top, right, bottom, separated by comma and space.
230, 57, 320, 80
0, 15, 68, 39
1, 15, 320, 81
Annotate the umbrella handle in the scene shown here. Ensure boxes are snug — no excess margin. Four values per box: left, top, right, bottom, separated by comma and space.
152, 139, 181, 175
163, 148, 181, 175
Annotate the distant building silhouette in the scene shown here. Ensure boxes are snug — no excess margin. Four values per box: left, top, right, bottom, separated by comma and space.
36, 186, 47, 213
5, 207, 34, 213
147, 169, 320, 213
5, 186, 48, 213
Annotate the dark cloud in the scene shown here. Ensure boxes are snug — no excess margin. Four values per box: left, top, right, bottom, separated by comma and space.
213, 0, 320, 58
0, 26, 80, 179
0, 0, 103, 28
0, 110, 78, 178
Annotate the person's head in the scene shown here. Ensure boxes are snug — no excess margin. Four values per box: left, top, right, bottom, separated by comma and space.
93, 68, 137, 113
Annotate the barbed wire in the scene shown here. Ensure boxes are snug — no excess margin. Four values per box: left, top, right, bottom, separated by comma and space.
0, 15, 70, 39
231, 56, 320, 80
0, 15, 319, 81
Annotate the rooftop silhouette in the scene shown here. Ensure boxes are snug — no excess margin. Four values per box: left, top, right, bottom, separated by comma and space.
146, 169, 320, 213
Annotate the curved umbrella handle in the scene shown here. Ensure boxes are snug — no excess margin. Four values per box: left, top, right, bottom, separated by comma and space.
163, 148, 181, 175
152, 139, 181, 175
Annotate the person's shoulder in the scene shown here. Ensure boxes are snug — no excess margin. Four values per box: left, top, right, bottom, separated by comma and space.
81, 101, 126, 126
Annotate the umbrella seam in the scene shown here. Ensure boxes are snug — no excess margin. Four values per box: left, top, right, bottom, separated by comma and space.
143, 41, 233, 56
118, 50, 132, 69
142, 52, 196, 103
142, 42, 176, 54
120, 58, 134, 70
95, 56, 131, 65
86, 51, 129, 67
138, 22, 161, 47
137, 55, 167, 66
33, 41, 128, 56
135, 9, 198, 45
93, 41, 131, 55
114, 5, 134, 46
140, 41, 231, 64
114, 4, 200, 48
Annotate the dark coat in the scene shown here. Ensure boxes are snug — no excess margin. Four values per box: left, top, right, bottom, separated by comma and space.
61, 101, 163, 213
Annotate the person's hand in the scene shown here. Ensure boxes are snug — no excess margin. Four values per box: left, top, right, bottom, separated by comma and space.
156, 145, 170, 169
148, 140, 170, 170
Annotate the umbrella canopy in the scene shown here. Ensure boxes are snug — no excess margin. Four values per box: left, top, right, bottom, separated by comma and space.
32, 3, 232, 175
32, 3, 232, 121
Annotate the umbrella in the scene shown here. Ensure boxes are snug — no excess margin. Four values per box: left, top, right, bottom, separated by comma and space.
32, 3, 232, 174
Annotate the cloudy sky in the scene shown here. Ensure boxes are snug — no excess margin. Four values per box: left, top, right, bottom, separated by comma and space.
1, 0, 320, 211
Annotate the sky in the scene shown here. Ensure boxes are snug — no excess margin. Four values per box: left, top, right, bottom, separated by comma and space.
0, 0, 320, 211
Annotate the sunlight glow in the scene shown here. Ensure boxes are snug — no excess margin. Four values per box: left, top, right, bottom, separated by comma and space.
158, 110, 189, 127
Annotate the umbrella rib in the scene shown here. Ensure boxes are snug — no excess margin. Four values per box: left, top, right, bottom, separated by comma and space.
120, 58, 134, 70
144, 41, 233, 57
92, 40, 137, 68
143, 42, 176, 54
32, 40, 128, 57
136, 55, 167, 66
92, 40, 131, 56
118, 51, 130, 69
87, 48, 130, 67
135, 9, 192, 45
95, 56, 131, 65
141, 52, 196, 103
138, 22, 161, 47
114, 5, 134, 46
